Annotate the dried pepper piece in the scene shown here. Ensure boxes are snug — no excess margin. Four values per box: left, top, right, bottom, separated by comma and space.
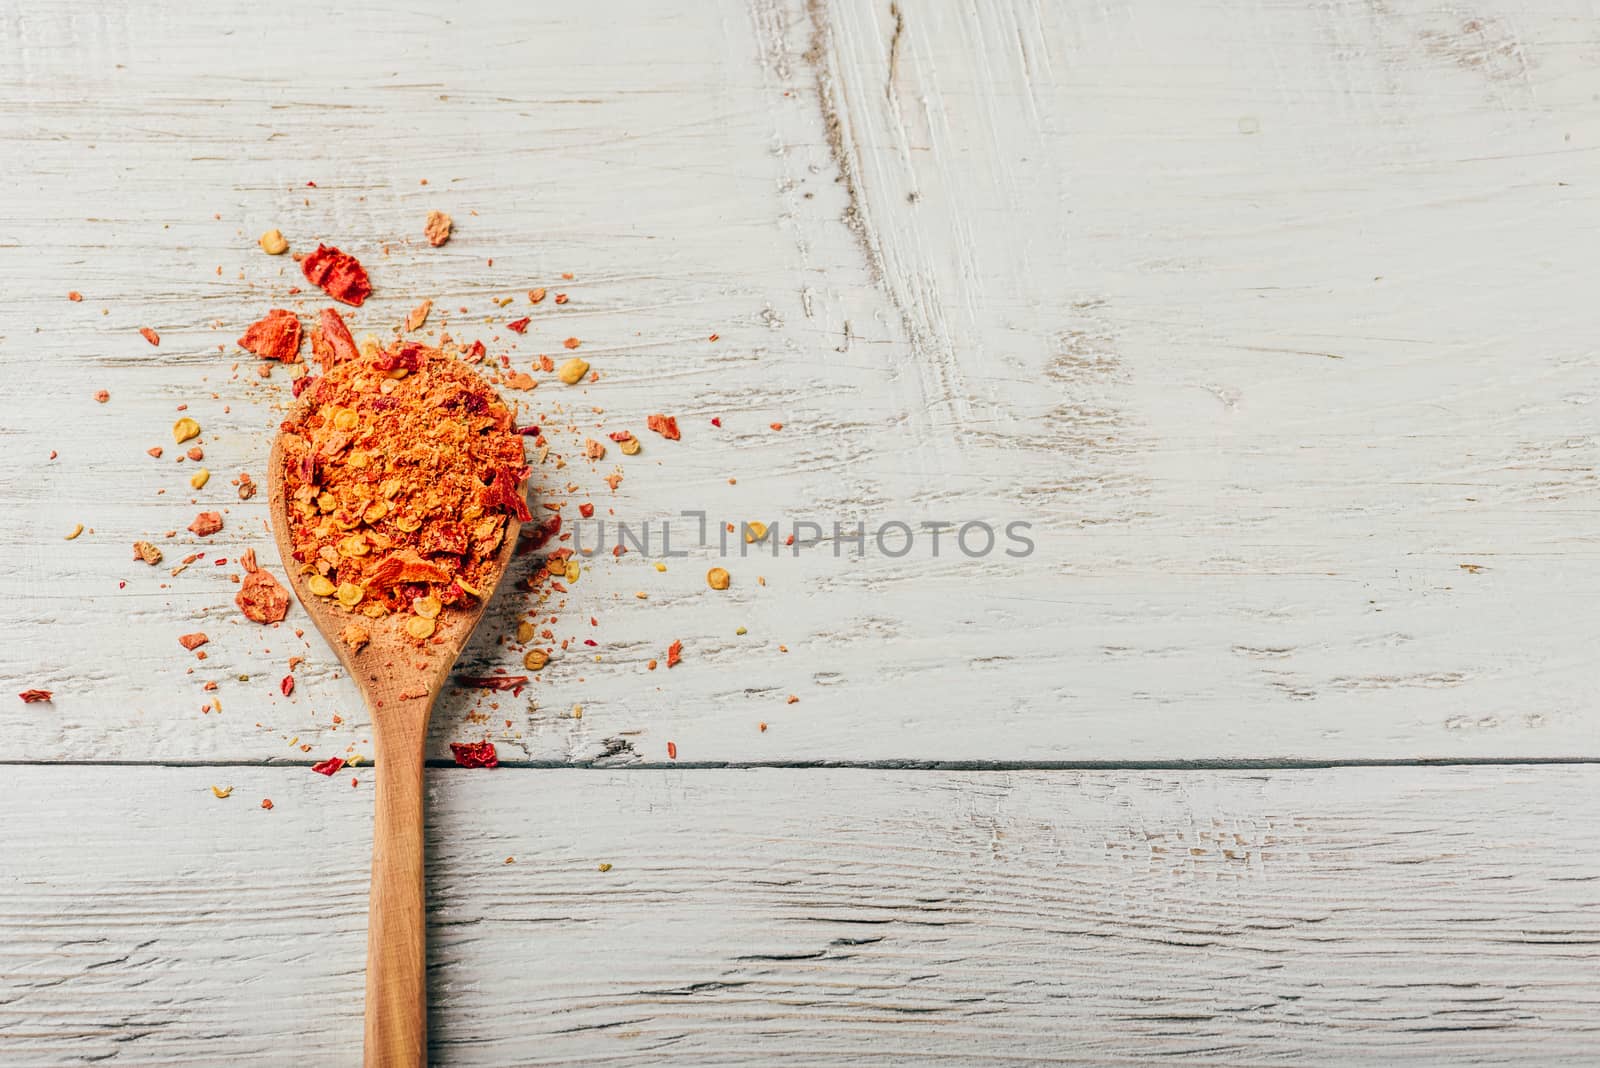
301, 243, 372, 307
188, 512, 223, 537
140, 327, 160, 346
261, 798, 274, 810
280, 675, 294, 696
94, 391, 109, 404
424, 210, 453, 247
311, 756, 346, 776
237, 473, 257, 500
667, 741, 678, 760
454, 675, 528, 691
506, 317, 530, 334
528, 287, 546, 304
562, 337, 581, 350
405, 299, 432, 333
647, 414, 680, 441
211, 785, 233, 798
341, 623, 370, 650
523, 649, 549, 671
18, 689, 53, 703
706, 567, 730, 590
666, 639, 683, 667
449, 740, 499, 768
178, 632, 209, 651
310, 307, 359, 366
238, 308, 302, 362
237, 568, 290, 624
173, 417, 201, 444
64, 524, 83, 540
68, 290, 84, 302
133, 540, 163, 565
259, 229, 289, 255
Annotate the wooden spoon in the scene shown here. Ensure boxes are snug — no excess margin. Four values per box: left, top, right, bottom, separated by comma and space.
267, 379, 525, 1068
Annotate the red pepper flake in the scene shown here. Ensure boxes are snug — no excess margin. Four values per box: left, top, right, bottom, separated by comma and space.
188, 511, 223, 537
667, 741, 678, 760
647, 414, 681, 441
770, 422, 784, 431
553, 293, 568, 305
68, 290, 84, 302
213, 557, 227, 566
139, 327, 160, 347
450, 740, 499, 768
562, 337, 581, 350
301, 244, 372, 307
178, 632, 209, 651
516, 425, 542, 437
578, 503, 595, 519
709, 333, 719, 342
711, 417, 722, 427
236, 568, 290, 624
94, 390, 110, 404
311, 756, 345, 776
280, 675, 295, 697
583, 639, 597, 647
666, 639, 683, 668
18, 689, 53, 704
310, 307, 359, 366
454, 675, 529, 691
261, 798, 274, 809
506, 317, 531, 334
238, 308, 303, 362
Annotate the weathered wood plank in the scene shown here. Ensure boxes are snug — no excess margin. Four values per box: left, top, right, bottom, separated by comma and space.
1, 764, 1597, 1065
4, 0, 1600, 762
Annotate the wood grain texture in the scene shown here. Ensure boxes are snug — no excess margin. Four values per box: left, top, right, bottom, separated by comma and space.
5, 0, 1600, 765
1, 764, 1598, 1065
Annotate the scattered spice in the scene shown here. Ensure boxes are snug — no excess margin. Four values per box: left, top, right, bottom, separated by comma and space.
563, 337, 581, 350
68, 290, 83, 302
187, 446, 204, 461
666, 639, 683, 667
597, 862, 613, 872
238, 308, 303, 362
424, 210, 453, 247
18, 689, 53, 704
190, 468, 210, 490
310, 307, 359, 366
236, 552, 290, 624
301, 244, 372, 306
706, 567, 730, 590
94, 390, 110, 404
280, 675, 294, 696
506, 317, 530, 334
450, 740, 499, 768
667, 741, 678, 760
770, 422, 784, 431
173, 417, 201, 444
787, 694, 799, 704
556, 358, 588, 384
178, 633, 209, 651
311, 756, 346, 776
237, 472, 258, 500
188, 511, 223, 537
139, 327, 160, 347
523, 648, 549, 671
259, 229, 289, 255
148, 446, 164, 459
261, 798, 274, 810
211, 785, 233, 798
647, 414, 680, 441
405, 299, 432, 333
133, 540, 163, 565
64, 524, 84, 541
528, 288, 546, 304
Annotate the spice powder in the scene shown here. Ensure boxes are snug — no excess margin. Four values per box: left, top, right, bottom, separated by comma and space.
277, 339, 530, 647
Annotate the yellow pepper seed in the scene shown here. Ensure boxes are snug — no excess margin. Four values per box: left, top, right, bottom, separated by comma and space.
64, 523, 84, 540
524, 648, 550, 671
413, 595, 442, 619
565, 559, 581, 583
619, 436, 640, 456
190, 468, 210, 490
653, 562, 667, 572
744, 521, 768, 543
308, 575, 337, 597
259, 229, 289, 255
707, 567, 731, 590
516, 621, 535, 643
336, 582, 364, 608
557, 357, 590, 385
394, 514, 422, 532
332, 407, 359, 431
405, 616, 436, 640
211, 785, 233, 798
173, 417, 201, 444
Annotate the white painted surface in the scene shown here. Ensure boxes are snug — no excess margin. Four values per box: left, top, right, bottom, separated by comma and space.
3, 765, 1598, 1066
3, 1, 1599, 1062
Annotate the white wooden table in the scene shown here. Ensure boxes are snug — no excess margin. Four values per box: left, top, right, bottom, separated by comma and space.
4, 1, 1598, 1063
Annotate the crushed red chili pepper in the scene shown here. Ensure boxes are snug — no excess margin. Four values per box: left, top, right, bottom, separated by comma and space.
18, 689, 53, 703
301, 244, 372, 307
310, 307, 359, 366
667, 741, 678, 760
277, 340, 528, 641
450, 740, 499, 768
139, 327, 160, 346
178, 632, 209, 651
238, 308, 303, 362
311, 756, 345, 775
188, 512, 223, 537
280, 675, 295, 696
647, 414, 680, 441
506, 317, 530, 334
667, 639, 683, 667
236, 550, 290, 624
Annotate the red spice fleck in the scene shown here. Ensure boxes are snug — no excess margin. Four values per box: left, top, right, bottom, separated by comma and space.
236, 568, 290, 624
553, 293, 568, 305
280, 675, 295, 697
709, 333, 719, 342
94, 390, 110, 404
666, 639, 683, 668
647, 414, 681, 441
18, 689, 53, 704
311, 756, 345, 776
583, 639, 597, 647
188, 511, 223, 537
238, 308, 302, 362
770, 422, 784, 431
578, 503, 595, 519
711, 417, 722, 427
455, 676, 529, 691
506, 317, 531, 334
68, 290, 83, 302
178, 632, 209, 651
310, 307, 359, 366
261, 798, 274, 809
450, 740, 499, 768
301, 244, 372, 306
139, 327, 160, 347
562, 337, 581, 350
667, 741, 678, 760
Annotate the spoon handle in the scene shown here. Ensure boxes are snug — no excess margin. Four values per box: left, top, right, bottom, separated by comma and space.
364, 724, 428, 1067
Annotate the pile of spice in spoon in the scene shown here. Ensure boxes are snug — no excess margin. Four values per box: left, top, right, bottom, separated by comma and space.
276, 334, 531, 652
